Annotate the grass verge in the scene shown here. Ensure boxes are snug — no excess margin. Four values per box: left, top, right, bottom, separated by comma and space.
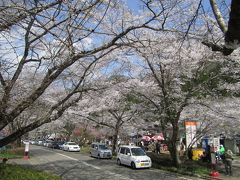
0, 164, 61, 180
0, 147, 24, 159
147, 152, 210, 177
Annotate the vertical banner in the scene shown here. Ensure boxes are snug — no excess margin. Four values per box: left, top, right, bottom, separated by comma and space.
213, 137, 220, 152
185, 121, 197, 148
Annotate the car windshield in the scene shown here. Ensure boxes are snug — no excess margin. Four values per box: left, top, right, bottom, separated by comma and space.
68, 142, 77, 145
131, 148, 146, 156
99, 145, 108, 150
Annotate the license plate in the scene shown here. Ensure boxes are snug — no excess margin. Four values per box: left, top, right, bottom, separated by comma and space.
141, 163, 149, 166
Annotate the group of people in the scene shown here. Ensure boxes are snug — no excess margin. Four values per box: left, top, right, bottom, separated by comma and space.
216, 145, 234, 176
201, 144, 234, 176
139, 140, 161, 154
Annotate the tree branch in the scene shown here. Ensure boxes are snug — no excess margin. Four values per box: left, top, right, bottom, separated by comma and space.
0, 1, 61, 31
209, 0, 227, 33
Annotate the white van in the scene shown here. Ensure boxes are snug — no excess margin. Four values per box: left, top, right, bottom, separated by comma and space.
117, 145, 152, 169
90, 143, 112, 159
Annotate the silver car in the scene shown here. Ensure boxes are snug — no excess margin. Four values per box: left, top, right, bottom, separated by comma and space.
90, 143, 112, 159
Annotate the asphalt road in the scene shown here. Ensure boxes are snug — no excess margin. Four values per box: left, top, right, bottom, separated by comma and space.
20, 145, 202, 180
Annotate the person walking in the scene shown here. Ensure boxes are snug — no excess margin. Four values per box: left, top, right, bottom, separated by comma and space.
224, 149, 234, 176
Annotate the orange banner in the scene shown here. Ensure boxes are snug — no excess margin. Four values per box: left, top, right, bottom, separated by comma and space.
185, 121, 197, 126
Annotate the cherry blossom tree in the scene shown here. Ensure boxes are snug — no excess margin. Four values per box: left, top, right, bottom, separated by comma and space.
71, 77, 141, 153
128, 25, 240, 166
0, 0, 169, 147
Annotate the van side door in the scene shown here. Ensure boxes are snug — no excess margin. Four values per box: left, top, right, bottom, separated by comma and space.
93, 144, 98, 157
125, 148, 131, 166
90, 144, 95, 157
119, 147, 126, 165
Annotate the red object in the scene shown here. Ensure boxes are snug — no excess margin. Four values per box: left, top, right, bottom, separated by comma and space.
142, 135, 151, 141
209, 171, 220, 177
23, 151, 29, 160
151, 133, 164, 141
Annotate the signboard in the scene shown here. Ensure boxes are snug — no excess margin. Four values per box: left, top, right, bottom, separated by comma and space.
185, 121, 197, 148
213, 137, 220, 152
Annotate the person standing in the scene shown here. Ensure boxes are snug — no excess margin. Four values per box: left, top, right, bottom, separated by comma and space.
219, 145, 225, 160
148, 141, 155, 152
156, 141, 161, 154
139, 141, 145, 151
224, 149, 234, 176
206, 145, 211, 162
188, 146, 193, 160
210, 144, 217, 169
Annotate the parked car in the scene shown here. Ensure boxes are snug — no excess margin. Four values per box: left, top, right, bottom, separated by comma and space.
58, 141, 65, 150
44, 140, 53, 147
22, 140, 29, 144
117, 145, 152, 169
51, 141, 65, 149
43, 141, 47, 147
38, 140, 43, 145
29, 140, 37, 145
47, 141, 54, 148
62, 142, 80, 152
90, 143, 112, 159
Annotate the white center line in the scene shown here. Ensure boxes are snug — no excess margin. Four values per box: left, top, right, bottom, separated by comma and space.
41, 148, 101, 170
81, 161, 101, 170
56, 152, 78, 161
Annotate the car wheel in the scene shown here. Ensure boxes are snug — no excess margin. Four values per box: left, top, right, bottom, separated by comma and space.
67, 148, 70, 152
117, 159, 121, 165
97, 154, 100, 159
131, 162, 136, 169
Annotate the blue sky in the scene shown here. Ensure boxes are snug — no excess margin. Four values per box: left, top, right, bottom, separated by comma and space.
126, 0, 232, 12
126, 0, 141, 11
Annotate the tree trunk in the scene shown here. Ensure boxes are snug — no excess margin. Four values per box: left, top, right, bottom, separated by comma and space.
225, 0, 240, 49
66, 133, 71, 142
169, 142, 181, 167
168, 122, 181, 167
15, 137, 22, 147
112, 127, 119, 155
0, 130, 24, 147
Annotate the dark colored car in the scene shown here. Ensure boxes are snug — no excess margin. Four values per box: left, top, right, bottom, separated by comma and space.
51, 141, 65, 149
